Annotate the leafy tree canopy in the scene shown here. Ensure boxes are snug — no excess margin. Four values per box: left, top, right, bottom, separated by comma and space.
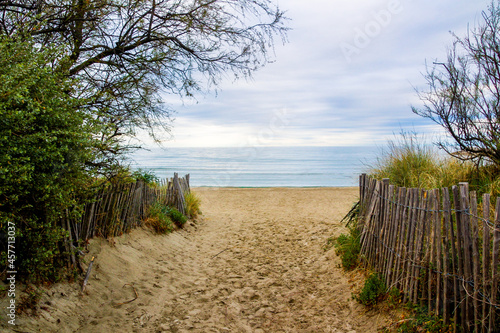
0, 0, 289, 154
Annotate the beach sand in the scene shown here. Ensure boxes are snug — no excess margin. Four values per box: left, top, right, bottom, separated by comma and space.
3, 187, 394, 332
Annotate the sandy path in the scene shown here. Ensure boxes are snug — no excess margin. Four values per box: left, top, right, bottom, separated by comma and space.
3, 187, 390, 332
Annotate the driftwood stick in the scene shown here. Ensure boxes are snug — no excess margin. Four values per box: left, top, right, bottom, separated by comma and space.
212, 248, 229, 259
114, 284, 139, 306
82, 256, 95, 293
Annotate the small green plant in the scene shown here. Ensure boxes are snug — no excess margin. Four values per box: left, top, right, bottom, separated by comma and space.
184, 191, 201, 218
167, 207, 187, 227
333, 227, 361, 270
132, 169, 159, 184
354, 273, 386, 306
144, 201, 174, 234
396, 304, 452, 332
386, 287, 402, 309
323, 237, 336, 252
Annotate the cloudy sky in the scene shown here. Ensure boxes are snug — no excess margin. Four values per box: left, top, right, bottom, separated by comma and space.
145, 0, 492, 148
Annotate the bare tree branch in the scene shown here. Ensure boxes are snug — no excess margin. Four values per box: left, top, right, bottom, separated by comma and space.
0, 0, 289, 157
413, 1, 500, 166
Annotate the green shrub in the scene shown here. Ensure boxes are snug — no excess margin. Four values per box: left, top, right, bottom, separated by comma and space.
396, 304, 453, 332
132, 169, 159, 184
145, 201, 174, 234
0, 37, 99, 282
333, 227, 361, 270
386, 287, 402, 309
355, 273, 386, 306
167, 207, 187, 227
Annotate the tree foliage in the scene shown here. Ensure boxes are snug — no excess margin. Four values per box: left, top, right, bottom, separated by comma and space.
0, 0, 288, 152
413, 1, 500, 166
0, 37, 98, 281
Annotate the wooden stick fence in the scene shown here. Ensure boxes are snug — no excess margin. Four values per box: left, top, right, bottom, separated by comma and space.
61, 173, 190, 267
358, 174, 500, 333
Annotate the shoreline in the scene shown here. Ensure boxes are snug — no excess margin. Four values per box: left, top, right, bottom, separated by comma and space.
192, 185, 359, 189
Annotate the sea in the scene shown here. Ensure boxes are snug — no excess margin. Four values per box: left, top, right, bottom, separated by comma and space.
129, 146, 379, 187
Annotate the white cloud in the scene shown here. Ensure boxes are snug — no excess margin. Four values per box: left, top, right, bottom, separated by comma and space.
141, 0, 492, 148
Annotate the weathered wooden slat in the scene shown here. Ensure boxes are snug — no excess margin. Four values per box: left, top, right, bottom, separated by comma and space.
452, 185, 466, 330
395, 187, 409, 290
489, 198, 500, 333
359, 174, 367, 216
459, 183, 473, 331
425, 190, 436, 311
403, 188, 418, 303
379, 180, 392, 281
442, 187, 452, 326
360, 180, 381, 265
173, 173, 186, 215
469, 191, 480, 333
446, 187, 460, 332
464, 185, 477, 330
412, 189, 428, 305
482, 194, 491, 333
386, 186, 402, 289
433, 189, 442, 317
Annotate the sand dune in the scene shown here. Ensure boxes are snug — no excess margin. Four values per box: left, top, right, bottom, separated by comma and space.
2, 187, 393, 332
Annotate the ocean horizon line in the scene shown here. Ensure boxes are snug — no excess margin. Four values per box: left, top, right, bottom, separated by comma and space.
130, 146, 377, 187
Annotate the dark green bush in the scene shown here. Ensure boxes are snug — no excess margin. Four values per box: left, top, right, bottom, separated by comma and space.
132, 169, 159, 184
333, 227, 361, 270
167, 207, 187, 227
355, 273, 386, 306
386, 287, 402, 309
0, 37, 98, 282
144, 203, 188, 232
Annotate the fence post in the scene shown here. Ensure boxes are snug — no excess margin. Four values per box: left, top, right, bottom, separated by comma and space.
360, 179, 380, 267
173, 173, 186, 215
459, 182, 473, 331
482, 194, 491, 332
359, 174, 367, 223
452, 185, 467, 330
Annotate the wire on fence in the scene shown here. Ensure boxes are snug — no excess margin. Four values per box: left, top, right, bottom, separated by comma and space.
360, 183, 500, 231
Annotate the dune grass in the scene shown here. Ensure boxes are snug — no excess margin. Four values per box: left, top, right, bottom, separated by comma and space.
369, 132, 500, 198
184, 191, 202, 219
